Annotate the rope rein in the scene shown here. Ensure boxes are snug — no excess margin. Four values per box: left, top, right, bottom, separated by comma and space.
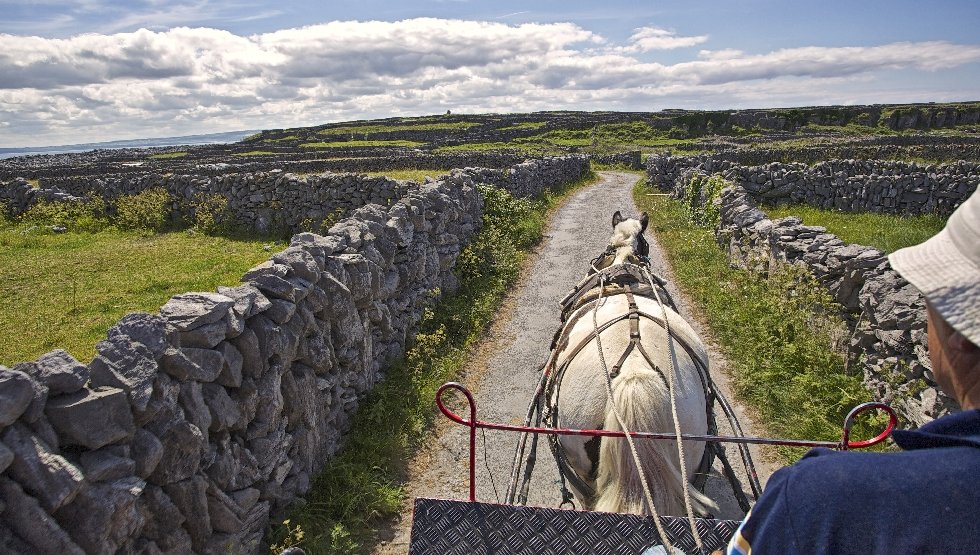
590, 267, 675, 553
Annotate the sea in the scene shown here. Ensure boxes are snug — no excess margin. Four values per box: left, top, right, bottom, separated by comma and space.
0, 130, 259, 160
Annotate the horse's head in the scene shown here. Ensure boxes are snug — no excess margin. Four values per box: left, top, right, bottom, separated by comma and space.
605, 210, 649, 267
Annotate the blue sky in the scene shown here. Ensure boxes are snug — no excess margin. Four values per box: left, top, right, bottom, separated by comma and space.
1, 0, 978, 147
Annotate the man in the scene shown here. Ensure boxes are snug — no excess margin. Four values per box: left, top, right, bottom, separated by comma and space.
723, 186, 980, 554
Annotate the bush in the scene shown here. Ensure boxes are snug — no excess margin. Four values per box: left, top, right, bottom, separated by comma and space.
188, 193, 235, 235
19, 194, 110, 232
115, 187, 172, 232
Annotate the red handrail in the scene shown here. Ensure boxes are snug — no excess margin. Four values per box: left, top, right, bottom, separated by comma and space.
435, 381, 898, 502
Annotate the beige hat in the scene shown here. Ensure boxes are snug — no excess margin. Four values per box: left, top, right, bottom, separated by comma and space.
889, 187, 980, 347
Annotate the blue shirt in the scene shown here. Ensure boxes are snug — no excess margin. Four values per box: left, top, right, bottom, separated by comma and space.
726, 409, 980, 554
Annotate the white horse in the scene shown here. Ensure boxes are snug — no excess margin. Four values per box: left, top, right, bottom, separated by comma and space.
546, 211, 716, 517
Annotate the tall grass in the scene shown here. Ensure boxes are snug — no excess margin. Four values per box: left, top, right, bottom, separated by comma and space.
765, 204, 947, 254
634, 181, 883, 461
268, 172, 597, 554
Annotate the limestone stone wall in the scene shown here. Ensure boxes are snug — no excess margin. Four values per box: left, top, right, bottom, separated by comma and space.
0, 156, 588, 554
648, 155, 970, 427
647, 153, 979, 216
1, 156, 590, 236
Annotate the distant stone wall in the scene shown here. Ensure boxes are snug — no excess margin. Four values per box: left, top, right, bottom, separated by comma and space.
0, 156, 588, 554
2, 155, 590, 235
647, 153, 979, 216
649, 156, 968, 427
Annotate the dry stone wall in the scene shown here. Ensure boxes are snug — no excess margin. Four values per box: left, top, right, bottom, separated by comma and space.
647, 154, 971, 427
648, 153, 979, 216
0, 155, 588, 554
1, 156, 590, 236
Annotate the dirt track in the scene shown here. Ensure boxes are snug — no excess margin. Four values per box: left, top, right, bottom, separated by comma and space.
372, 171, 780, 553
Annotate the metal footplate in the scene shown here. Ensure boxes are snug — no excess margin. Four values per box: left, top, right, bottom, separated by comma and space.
409, 498, 739, 554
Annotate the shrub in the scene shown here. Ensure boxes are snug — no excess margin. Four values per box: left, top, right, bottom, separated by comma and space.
188, 193, 235, 235
19, 194, 110, 232
115, 187, 172, 232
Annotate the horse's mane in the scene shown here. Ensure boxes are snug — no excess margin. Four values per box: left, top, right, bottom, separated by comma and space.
608, 220, 642, 249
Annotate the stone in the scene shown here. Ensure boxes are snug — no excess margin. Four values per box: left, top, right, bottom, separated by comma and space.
108, 313, 171, 357
0, 477, 84, 555
265, 298, 297, 324
250, 273, 302, 302
217, 284, 272, 319
206, 485, 244, 533
203, 383, 241, 432
205, 437, 261, 490
178, 320, 228, 349
79, 449, 136, 482
131, 428, 164, 479
2, 423, 84, 512
157, 528, 193, 555
178, 381, 212, 445
45, 387, 135, 449
272, 246, 321, 283
135, 373, 179, 427
137, 485, 185, 542
0, 440, 12, 474
0, 367, 35, 426
230, 328, 265, 380
229, 487, 261, 512
54, 477, 146, 555
0, 521, 33, 555
247, 370, 284, 440
148, 419, 205, 485
17, 350, 89, 395
163, 475, 212, 552
182, 347, 225, 382
216, 341, 243, 388
88, 336, 157, 412
160, 292, 234, 332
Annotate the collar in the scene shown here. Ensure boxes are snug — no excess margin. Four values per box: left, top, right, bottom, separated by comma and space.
892, 409, 980, 451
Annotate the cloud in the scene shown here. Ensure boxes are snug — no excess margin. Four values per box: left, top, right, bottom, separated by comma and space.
622, 26, 709, 52
0, 18, 979, 146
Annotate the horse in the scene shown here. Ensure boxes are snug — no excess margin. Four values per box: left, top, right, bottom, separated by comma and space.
543, 210, 716, 518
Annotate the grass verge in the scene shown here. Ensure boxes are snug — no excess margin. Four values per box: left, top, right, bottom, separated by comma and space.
299, 140, 425, 148
634, 180, 884, 462
268, 171, 599, 554
0, 225, 273, 365
764, 204, 947, 254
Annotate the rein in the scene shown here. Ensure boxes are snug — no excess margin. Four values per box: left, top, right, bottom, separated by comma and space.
506, 246, 762, 546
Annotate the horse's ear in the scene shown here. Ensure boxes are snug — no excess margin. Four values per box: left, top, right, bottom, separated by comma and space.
639, 212, 649, 232
612, 211, 623, 228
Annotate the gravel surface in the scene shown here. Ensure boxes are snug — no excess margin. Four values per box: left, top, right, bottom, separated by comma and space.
372, 172, 780, 553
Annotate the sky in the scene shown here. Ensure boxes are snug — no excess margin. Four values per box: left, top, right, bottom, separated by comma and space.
1, 0, 979, 148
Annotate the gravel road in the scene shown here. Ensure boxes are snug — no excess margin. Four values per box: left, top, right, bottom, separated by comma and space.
372, 172, 780, 553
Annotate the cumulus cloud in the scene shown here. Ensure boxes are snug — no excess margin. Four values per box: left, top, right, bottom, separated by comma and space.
622, 26, 709, 52
1, 17, 979, 146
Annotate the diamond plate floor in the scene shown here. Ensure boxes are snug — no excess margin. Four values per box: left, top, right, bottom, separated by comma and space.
409, 498, 739, 554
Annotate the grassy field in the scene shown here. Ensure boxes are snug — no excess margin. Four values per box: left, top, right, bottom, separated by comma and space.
269, 172, 599, 554
634, 180, 885, 461
0, 225, 273, 365
317, 122, 478, 136
299, 140, 424, 148
361, 168, 452, 182
765, 204, 947, 253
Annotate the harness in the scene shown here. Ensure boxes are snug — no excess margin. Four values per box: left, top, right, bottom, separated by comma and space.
506, 249, 759, 520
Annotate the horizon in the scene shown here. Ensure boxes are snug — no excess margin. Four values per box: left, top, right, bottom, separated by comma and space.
2, 0, 979, 148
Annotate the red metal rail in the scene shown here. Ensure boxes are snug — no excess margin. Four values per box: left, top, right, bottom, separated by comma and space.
435, 381, 898, 503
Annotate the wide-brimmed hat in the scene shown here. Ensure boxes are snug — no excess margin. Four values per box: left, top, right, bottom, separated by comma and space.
889, 187, 980, 347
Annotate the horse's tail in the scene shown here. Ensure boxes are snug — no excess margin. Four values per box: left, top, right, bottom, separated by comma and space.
593, 365, 715, 517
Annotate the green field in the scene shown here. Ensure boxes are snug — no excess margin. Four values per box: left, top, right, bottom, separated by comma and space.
0, 226, 273, 365
634, 180, 885, 461
299, 140, 425, 148
765, 204, 947, 253
317, 121, 479, 136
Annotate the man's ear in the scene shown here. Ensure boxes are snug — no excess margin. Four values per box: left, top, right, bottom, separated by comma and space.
612, 211, 623, 228
639, 212, 649, 232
